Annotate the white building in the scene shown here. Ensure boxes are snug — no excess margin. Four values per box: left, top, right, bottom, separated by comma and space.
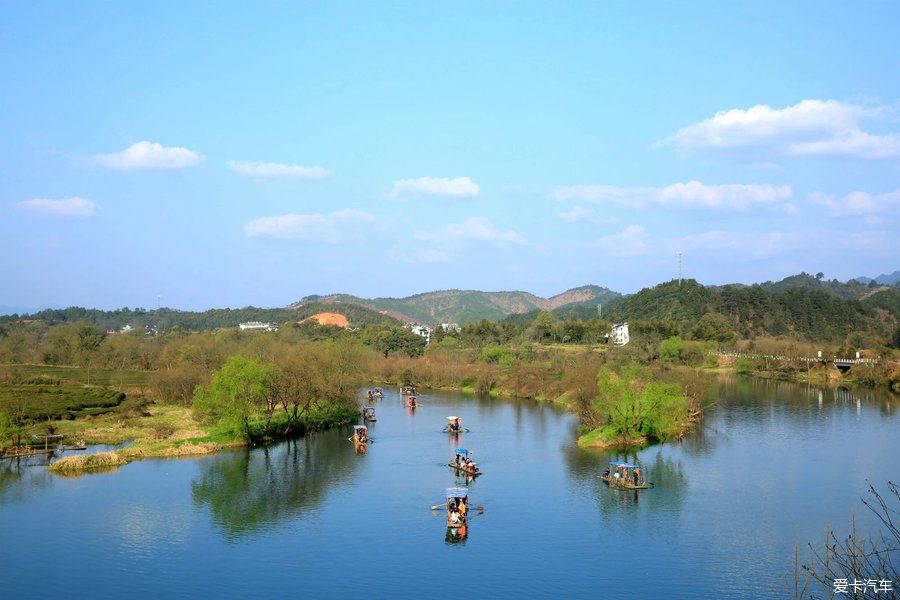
406, 324, 433, 342
440, 323, 461, 334
120, 324, 134, 334
239, 321, 276, 332
610, 322, 630, 345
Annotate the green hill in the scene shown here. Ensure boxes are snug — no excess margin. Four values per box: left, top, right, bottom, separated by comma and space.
757, 272, 888, 301
606, 280, 717, 328
602, 279, 880, 342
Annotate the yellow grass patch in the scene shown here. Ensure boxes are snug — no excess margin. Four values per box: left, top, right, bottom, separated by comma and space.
49, 451, 129, 473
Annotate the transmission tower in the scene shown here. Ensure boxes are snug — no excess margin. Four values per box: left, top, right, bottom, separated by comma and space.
677, 251, 683, 287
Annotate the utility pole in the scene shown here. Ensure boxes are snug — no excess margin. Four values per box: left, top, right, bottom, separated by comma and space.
677, 251, 683, 287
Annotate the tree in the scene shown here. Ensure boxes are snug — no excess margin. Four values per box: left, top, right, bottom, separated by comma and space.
815, 272, 824, 280
192, 355, 278, 440
659, 336, 685, 363
361, 325, 426, 358
691, 312, 734, 342
527, 311, 555, 342
270, 340, 366, 434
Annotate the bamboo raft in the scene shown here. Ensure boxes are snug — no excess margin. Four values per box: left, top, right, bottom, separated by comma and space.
446, 515, 467, 527
601, 475, 650, 490
448, 463, 480, 476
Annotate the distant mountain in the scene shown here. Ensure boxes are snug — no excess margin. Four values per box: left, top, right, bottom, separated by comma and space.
292, 286, 622, 324
757, 272, 891, 301
0, 301, 399, 330
0, 305, 40, 317
856, 270, 900, 286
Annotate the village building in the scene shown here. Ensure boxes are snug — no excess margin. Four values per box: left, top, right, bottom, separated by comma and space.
239, 321, 276, 332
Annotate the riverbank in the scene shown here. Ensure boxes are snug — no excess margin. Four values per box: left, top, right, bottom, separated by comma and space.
702, 358, 900, 392
2, 397, 358, 470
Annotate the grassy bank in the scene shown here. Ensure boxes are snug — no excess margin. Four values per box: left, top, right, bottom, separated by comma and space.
705, 356, 900, 391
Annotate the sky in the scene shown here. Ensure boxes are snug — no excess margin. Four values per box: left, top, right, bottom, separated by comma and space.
1, 2, 898, 312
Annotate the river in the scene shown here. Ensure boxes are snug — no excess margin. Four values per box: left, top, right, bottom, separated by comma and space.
0, 377, 897, 599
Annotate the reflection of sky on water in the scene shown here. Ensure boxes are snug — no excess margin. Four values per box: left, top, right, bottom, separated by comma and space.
119, 503, 192, 546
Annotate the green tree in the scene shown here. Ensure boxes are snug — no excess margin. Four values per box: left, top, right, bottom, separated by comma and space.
361, 325, 426, 358
527, 310, 555, 342
193, 355, 278, 440
579, 363, 690, 445
691, 312, 734, 342
659, 336, 685, 363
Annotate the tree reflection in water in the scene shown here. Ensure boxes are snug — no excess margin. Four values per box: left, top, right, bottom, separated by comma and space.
564, 445, 687, 523
0, 457, 51, 507
192, 431, 360, 540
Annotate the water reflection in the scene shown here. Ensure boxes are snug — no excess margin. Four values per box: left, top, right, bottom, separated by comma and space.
192, 431, 360, 541
0, 458, 51, 506
564, 444, 687, 521
445, 526, 467, 544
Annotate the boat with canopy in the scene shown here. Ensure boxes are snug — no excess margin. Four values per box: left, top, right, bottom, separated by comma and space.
444, 416, 463, 433
445, 487, 469, 527
448, 448, 480, 476
602, 460, 649, 489
349, 425, 368, 446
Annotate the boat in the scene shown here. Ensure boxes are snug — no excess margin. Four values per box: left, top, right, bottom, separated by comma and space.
406, 395, 417, 408
349, 425, 368, 446
445, 487, 469, 527
602, 460, 650, 489
444, 416, 464, 433
448, 448, 480, 476
362, 406, 377, 422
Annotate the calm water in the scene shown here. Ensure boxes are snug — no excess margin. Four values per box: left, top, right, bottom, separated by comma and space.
1, 378, 897, 599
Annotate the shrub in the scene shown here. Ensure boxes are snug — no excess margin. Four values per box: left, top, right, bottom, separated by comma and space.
735, 357, 754, 375
479, 344, 513, 364
659, 337, 685, 363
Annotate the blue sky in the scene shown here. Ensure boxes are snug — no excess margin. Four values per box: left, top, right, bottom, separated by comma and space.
1, 2, 898, 311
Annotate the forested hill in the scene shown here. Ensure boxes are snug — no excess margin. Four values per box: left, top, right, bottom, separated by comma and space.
293, 285, 622, 324
0, 302, 399, 331
754, 272, 895, 300
605, 279, 899, 342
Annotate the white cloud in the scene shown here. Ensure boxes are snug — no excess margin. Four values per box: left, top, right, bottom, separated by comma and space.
227, 160, 328, 179
553, 180, 791, 211
14, 197, 98, 217
244, 209, 382, 241
390, 176, 480, 198
809, 189, 900, 218
91, 141, 203, 170
662, 99, 900, 159
594, 225, 649, 257
416, 216, 525, 246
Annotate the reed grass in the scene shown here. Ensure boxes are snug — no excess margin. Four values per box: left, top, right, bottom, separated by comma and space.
49, 451, 128, 472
